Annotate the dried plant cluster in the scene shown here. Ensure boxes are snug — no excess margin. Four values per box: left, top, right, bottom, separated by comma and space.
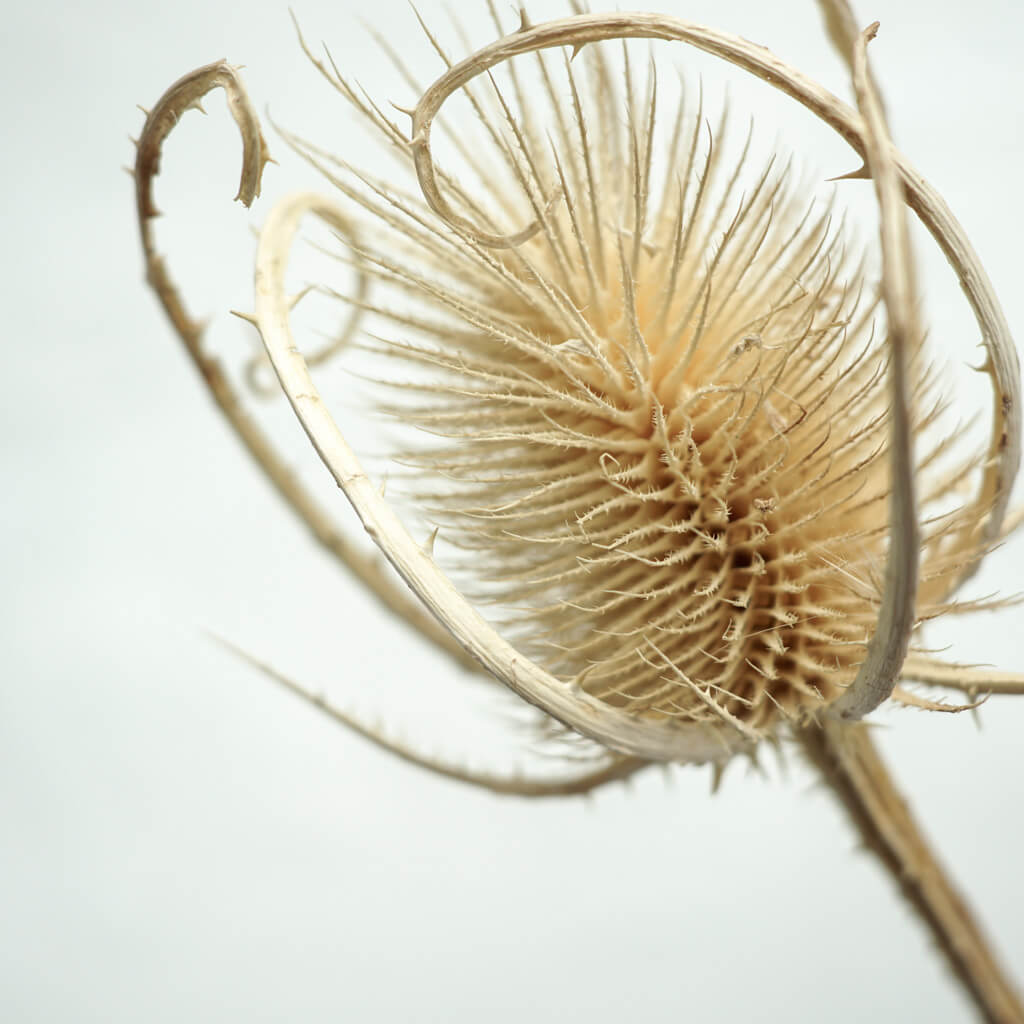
134, 2, 1024, 1020
343, 30, 972, 741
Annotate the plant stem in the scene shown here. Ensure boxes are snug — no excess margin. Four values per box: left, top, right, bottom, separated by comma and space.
797, 720, 1024, 1024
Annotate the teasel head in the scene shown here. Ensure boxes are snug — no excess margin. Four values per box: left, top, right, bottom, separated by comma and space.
202, 3, 1013, 768
136, 3, 1024, 1015
346, 34, 923, 750
134, 1, 1023, 765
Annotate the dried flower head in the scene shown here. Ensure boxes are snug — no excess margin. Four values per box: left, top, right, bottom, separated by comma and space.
349, 31, 941, 743
134, 2, 1024, 1019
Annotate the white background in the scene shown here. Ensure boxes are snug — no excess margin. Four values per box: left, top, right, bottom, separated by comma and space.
3, 1, 1024, 1021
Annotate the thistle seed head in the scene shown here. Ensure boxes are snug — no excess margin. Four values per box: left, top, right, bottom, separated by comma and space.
297, 23, 980, 742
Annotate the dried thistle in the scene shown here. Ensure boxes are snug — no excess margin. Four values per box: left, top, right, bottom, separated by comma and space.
134, 2, 1024, 1020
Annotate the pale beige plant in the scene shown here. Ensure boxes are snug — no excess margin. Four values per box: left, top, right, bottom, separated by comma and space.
134, 1, 1024, 1020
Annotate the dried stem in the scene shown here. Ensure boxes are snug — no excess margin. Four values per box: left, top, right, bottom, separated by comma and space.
214, 633, 650, 798
243, 280, 367, 397
824, 0, 1019, 578
828, 21, 918, 720
889, 684, 987, 713
133, 60, 478, 671
797, 720, 1024, 1024
901, 656, 1024, 697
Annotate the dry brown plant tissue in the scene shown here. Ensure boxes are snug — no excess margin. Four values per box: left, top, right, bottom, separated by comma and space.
133, 1, 1024, 1020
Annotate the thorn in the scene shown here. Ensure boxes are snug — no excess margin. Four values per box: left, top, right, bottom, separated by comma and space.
970, 695, 985, 730
516, 7, 531, 32
423, 526, 440, 558
230, 309, 260, 327
188, 99, 208, 115
136, 104, 151, 117
709, 761, 726, 794
128, 135, 139, 149
390, 100, 417, 119
827, 163, 871, 182
570, 43, 586, 62
122, 165, 135, 178
568, 662, 597, 695
379, 472, 389, 499
287, 284, 316, 311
